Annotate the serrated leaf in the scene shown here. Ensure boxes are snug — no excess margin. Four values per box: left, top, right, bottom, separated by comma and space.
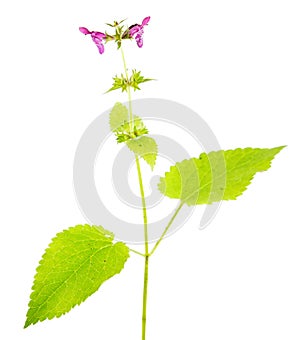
109, 102, 129, 131
158, 146, 285, 205
25, 224, 129, 328
126, 136, 158, 170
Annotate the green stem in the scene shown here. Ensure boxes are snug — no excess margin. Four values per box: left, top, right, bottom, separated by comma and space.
142, 255, 149, 340
129, 248, 146, 257
120, 46, 129, 80
120, 47, 149, 340
135, 156, 149, 254
120, 46, 133, 129
135, 156, 149, 340
149, 202, 184, 256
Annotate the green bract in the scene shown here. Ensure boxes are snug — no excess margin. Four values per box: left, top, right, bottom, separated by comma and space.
106, 70, 153, 93
158, 146, 285, 205
24, 225, 129, 328
109, 102, 149, 143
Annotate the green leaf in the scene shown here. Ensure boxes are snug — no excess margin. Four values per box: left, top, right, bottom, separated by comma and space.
109, 102, 129, 132
24, 224, 129, 328
158, 146, 285, 205
126, 136, 158, 170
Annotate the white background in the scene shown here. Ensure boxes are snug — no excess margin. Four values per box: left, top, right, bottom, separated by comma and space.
1, 0, 300, 339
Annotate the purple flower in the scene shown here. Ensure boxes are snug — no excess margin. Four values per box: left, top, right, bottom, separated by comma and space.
129, 16, 150, 48
79, 27, 106, 54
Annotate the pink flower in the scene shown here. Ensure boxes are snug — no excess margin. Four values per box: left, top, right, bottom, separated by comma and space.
79, 27, 106, 54
129, 16, 150, 48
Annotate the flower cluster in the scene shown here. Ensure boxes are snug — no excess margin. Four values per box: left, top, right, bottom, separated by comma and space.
114, 116, 149, 144
79, 16, 150, 55
129, 16, 150, 48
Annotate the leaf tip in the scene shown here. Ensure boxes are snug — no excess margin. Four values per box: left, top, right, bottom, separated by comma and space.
24, 313, 39, 329
278, 145, 287, 151
24, 319, 30, 329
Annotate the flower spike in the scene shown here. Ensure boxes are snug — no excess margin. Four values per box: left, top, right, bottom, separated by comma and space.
129, 16, 150, 48
79, 27, 106, 54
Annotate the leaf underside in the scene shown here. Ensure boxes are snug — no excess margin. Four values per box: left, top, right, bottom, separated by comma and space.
127, 136, 158, 170
24, 224, 129, 328
158, 146, 285, 206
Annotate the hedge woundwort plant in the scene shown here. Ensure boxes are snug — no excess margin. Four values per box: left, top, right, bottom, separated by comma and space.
24, 16, 285, 340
